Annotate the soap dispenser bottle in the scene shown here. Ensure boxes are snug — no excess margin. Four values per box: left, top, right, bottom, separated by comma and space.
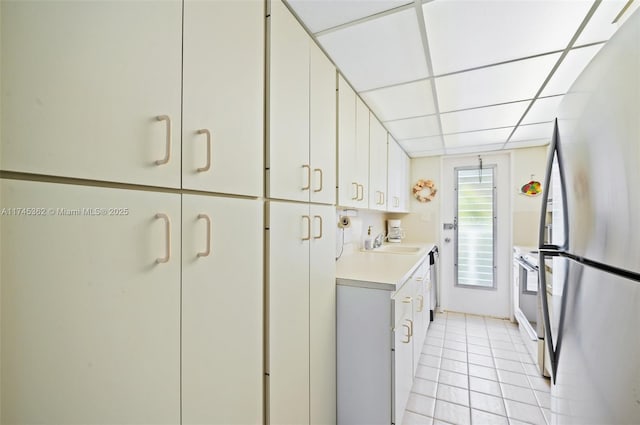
364, 226, 373, 250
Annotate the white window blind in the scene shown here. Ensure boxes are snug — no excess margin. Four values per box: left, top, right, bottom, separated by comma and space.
455, 167, 496, 288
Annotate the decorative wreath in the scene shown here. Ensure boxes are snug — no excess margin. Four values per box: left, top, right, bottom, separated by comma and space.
413, 179, 437, 203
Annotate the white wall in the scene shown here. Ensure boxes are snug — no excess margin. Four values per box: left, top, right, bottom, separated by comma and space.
511, 146, 549, 247
335, 209, 387, 258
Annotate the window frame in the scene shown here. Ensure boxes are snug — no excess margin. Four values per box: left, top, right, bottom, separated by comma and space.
454, 164, 498, 290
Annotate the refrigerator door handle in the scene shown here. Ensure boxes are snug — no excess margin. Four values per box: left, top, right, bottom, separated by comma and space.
538, 253, 558, 382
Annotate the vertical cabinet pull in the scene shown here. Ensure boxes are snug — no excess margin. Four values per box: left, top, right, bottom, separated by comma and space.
313, 215, 323, 239
407, 319, 414, 336
155, 213, 171, 264
302, 215, 311, 241
155, 115, 172, 165
196, 214, 211, 257
313, 168, 323, 192
402, 323, 411, 343
357, 184, 364, 201
381, 192, 385, 205
351, 182, 358, 200
302, 165, 311, 191
196, 129, 212, 172
417, 295, 424, 312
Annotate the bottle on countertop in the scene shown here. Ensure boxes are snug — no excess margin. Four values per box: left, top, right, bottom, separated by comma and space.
364, 226, 373, 250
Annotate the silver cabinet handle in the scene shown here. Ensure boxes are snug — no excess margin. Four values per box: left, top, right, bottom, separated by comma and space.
302, 165, 311, 191
196, 129, 212, 172
351, 182, 358, 200
196, 214, 211, 257
313, 215, 323, 239
155, 213, 171, 264
155, 115, 172, 165
302, 215, 311, 241
313, 168, 323, 192
402, 323, 411, 343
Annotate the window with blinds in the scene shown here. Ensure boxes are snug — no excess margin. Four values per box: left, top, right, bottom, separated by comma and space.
455, 166, 496, 289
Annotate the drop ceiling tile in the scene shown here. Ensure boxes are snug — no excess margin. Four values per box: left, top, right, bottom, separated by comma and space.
317, 8, 429, 91
423, 0, 592, 75
399, 135, 443, 153
435, 53, 561, 112
440, 101, 529, 134
409, 148, 445, 158
446, 143, 505, 156
443, 127, 513, 148
510, 122, 554, 142
361, 80, 436, 122
522, 96, 563, 125
575, 0, 640, 45
386, 115, 440, 140
541, 44, 603, 96
507, 139, 551, 150
286, 0, 411, 34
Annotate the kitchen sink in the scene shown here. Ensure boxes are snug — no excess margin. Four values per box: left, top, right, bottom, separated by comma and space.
364, 245, 422, 254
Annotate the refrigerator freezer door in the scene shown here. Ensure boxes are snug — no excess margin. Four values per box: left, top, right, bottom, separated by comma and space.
550, 259, 640, 424
555, 9, 640, 274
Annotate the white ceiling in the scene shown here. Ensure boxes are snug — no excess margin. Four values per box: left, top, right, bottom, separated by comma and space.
286, 0, 639, 157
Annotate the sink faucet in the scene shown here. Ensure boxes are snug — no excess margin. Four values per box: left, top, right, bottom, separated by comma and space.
374, 233, 385, 248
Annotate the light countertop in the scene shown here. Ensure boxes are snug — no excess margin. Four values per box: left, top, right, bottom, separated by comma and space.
336, 242, 436, 292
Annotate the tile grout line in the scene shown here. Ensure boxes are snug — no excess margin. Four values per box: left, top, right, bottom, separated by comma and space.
485, 316, 511, 422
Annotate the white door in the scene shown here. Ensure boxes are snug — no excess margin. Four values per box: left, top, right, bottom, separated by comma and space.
309, 42, 337, 206
181, 195, 263, 424
0, 179, 181, 424
268, 0, 310, 202
309, 204, 336, 424
182, 0, 263, 197
1, 1, 182, 188
369, 116, 388, 211
440, 154, 511, 318
337, 75, 358, 207
267, 201, 310, 424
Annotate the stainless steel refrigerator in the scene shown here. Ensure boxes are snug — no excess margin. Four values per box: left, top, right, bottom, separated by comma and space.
538, 9, 640, 424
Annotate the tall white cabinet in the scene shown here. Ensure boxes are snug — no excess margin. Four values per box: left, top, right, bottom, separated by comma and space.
267, 1, 337, 423
0, 180, 182, 424
268, 0, 336, 204
1, 0, 265, 423
267, 201, 336, 425
387, 137, 410, 213
369, 115, 388, 211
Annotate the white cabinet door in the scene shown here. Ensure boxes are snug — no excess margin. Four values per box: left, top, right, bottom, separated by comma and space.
393, 281, 416, 424
387, 138, 410, 213
182, 195, 263, 424
309, 42, 337, 206
1, 1, 182, 188
0, 179, 181, 424
310, 204, 336, 424
413, 279, 425, 375
182, 0, 263, 197
355, 97, 370, 208
369, 115, 388, 211
268, 201, 310, 424
268, 0, 310, 202
337, 75, 358, 208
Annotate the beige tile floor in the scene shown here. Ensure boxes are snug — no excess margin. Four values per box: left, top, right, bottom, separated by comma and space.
402, 312, 551, 425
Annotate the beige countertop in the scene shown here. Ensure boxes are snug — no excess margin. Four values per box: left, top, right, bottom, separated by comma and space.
336, 242, 436, 292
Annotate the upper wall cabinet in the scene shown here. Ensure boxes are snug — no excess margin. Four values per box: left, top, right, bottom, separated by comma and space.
182, 0, 264, 197
337, 75, 369, 209
388, 137, 410, 213
1, 1, 182, 188
268, 0, 336, 204
369, 114, 388, 211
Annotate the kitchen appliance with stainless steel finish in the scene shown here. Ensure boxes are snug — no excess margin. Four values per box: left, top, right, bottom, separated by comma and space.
539, 11, 640, 424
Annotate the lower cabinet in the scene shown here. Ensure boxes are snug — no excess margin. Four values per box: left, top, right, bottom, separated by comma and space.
0, 179, 263, 424
337, 258, 431, 425
266, 201, 336, 425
